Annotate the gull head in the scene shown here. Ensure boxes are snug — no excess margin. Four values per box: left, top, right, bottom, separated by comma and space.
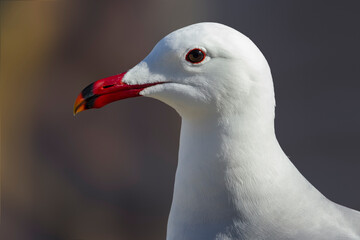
74, 22, 275, 120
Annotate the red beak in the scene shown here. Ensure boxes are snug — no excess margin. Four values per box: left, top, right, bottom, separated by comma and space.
73, 72, 162, 115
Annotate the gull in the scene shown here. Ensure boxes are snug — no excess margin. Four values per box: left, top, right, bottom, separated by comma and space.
74, 22, 360, 240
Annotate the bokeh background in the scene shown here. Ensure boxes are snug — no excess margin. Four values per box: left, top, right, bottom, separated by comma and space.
1, 1, 360, 239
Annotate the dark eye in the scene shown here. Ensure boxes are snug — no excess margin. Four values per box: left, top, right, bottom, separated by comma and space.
186, 49, 206, 64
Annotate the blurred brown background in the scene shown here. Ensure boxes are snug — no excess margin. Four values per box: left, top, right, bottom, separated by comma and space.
1, 1, 359, 239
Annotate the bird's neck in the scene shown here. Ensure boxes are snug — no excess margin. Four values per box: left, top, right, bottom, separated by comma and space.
167, 112, 322, 239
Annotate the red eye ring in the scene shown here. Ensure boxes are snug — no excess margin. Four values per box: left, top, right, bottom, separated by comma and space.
185, 48, 206, 64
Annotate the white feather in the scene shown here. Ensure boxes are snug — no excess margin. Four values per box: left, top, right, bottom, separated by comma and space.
123, 22, 360, 240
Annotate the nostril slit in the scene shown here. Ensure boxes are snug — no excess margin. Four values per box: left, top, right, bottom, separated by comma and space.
103, 84, 114, 89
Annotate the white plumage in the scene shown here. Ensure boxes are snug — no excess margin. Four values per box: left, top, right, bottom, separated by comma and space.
123, 23, 360, 240
77, 22, 360, 239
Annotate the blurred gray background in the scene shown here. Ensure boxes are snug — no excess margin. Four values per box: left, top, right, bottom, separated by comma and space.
1, 1, 359, 239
